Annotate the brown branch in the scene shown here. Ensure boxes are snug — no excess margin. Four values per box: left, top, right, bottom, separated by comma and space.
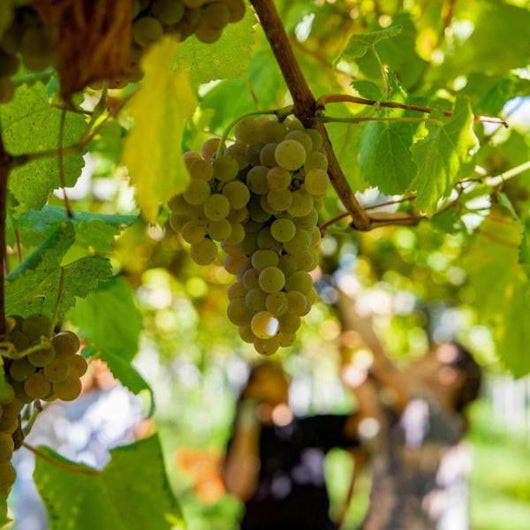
317, 94, 509, 128
250, 0, 371, 230
0, 128, 10, 335
366, 211, 425, 228
320, 213, 351, 233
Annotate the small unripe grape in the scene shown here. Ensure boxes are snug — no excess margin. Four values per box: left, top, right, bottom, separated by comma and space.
242, 268, 259, 290
133, 17, 164, 47
258, 267, 285, 293
305, 151, 328, 171
304, 169, 329, 196
224, 254, 248, 275
275, 140, 306, 170
152, 0, 185, 24
271, 218, 296, 242
285, 130, 313, 155
251, 249, 279, 270
222, 181, 250, 209
286, 291, 310, 316
306, 128, 324, 150
53, 377, 82, 402
235, 119, 258, 143
183, 180, 211, 205
267, 189, 293, 211
188, 158, 214, 181
239, 325, 255, 344
287, 190, 313, 217
202, 2, 230, 30
278, 313, 301, 334
0, 462, 16, 492
44, 358, 71, 383
259, 143, 278, 167
266, 167, 291, 191
245, 289, 267, 312
278, 255, 298, 277
208, 219, 232, 241
52, 331, 80, 357
203, 194, 230, 221
227, 299, 251, 326
190, 238, 217, 265
22, 314, 51, 343
246, 166, 269, 195
265, 292, 288, 317
201, 138, 221, 160
253, 336, 280, 355
227, 223, 245, 244
228, 282, 246, 300
24, 373, 52, 400
213, 156, 239, 182
181, 221, 207, 244
251, 311, 279, 339
285, 270, 313, 294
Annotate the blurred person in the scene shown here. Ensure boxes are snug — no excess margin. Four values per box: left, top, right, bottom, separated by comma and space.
337, 290, 482, 530
222, 361, 367, 530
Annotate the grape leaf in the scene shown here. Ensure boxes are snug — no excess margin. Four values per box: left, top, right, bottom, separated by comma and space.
0, 83, 86, 214
34, 435, 184, 530
5, 225, 112, 319
412, 97, 478, 213
338, 25, 402, 60
520, 219, 530, 275
352, 80, 381, 101
17, 206, 136, 251
122, 37, 196, 223
174, 7, 257, 87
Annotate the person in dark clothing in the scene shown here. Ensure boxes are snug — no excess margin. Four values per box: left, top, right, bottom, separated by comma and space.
222, 362, 365, 530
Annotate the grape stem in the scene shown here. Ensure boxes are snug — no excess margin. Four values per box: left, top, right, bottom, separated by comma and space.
317, 94, 509, 128
249, 0, 372, 231
0, 126, 10, 335
22, 442, 100, 476
215, 106, 295, 159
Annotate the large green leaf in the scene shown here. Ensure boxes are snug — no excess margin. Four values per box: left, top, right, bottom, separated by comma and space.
34, 435, 184, 530
122, 37, 196, 223
0, 83, 86, 214
5, 225, 111, 319
412, 97, 478, 213
338, 25, 402, 60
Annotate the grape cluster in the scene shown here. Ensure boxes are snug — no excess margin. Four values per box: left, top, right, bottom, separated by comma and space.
0, 314, 88, 495
169, 117, 328, 355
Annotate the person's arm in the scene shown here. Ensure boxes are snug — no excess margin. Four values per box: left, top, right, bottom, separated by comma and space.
336, 288, 411, 412
222, 400, 262, 502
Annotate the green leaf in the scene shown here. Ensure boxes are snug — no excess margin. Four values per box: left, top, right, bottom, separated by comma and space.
412, 97, 478, 213
339, 25, 402, 60
122, 37, 196, 223
17, 206, 136, 252
69, 277, 142, 362
174, 7, 257, 87
520, 219, 530, 275
352, 80, 381, 101
5, 225, 112, 319
34, 435, 184, 530
359, 118, 418, 194
0, 83, 85, 214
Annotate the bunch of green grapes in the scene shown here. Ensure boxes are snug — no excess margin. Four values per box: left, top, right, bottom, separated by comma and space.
0, 2, 52, 103
0, 393, 22, 495
169, 116, 328, 355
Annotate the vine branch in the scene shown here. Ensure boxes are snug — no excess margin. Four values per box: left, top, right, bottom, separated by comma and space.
249, 0, 371, 230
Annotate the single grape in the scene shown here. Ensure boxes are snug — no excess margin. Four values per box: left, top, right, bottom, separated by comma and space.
278, 254, 298, 277
52, 331, 80, 357
203, 194, 230, 221
227, 222, 245, 244
235, 119, 258, 143
0, 462, 16, 492
265, 292, 288, 317
190, 238, 218, 265
305, 151, 328, 171
227, 207, 249, 224
133, 16, 164, 47
53, 377, 82, 402
208, 219, 232, 241
225, 142, 249, 170
258, 267, 285, 293
225, 0, 246, 22
259, 143, 278, 167
251, 249, 279, 270
68, 355, 88, 378
286, 291, 310, 316
228, 282, 246, 300
43, 358, 71, 383
304, 169, 329, 196
266, 167, 291, 191
267, 189, 293, 211
201, 2, 230, 30
188, 158, 214, 181
152, 0, 185, 24
22, 314, 51, 343
227, 299, 251, 326
195, 24, 223, 43
224, 254, 248, 274
246, 166, 269, 195
256, 228, 282, 253
285, 270, 313, 294
213, 156, 239, 182
306, 128, 324, 150
183, 179, 211, 205
250, 311, 279, 339
248, 197, 271, 223
253, 336, 280, 355
278, 331, 296, 347
181, 221, 207, 244
24, 373, 51, 400
242, 268, 260, 290
245, 289, 267, 312
259, 120, 286, 143
285, 130, 313, 155
287, 190, 313, 217
28, 345, 55, 368
275, 139, 306, 170
222, 181, 250, 209
278, 313, 301, 334
238, 325, 255, 344
270, 218, 296, 242
9, 359, 36, 382
284, 229, 311, 255
295, 250, 319, 271
295, 209, 319, 229
0, 434, 14, 462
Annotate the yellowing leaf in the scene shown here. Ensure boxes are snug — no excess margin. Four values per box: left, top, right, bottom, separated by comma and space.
122, 37, 196, 223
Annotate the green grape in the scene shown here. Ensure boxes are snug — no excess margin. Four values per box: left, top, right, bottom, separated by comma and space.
188, 158, 214, 181
202, 138, 221, 160
0, 434, 14, 463
270, 218, 296, 242
184, 151, 202, 165
240, 231, 258, 255
235, 119, 258, 143
245, 143, 263, 166
286, 291, 310, 316
224, 254, 248, 274
24, 373, 51, 400
201, 2, 230, 30
295, 209, 319, 229
250, 311, 279, 339
0, 412, 17, 433
285, 130, 313, 155
183, 179, 211, 205
259, 120, 286, 143
288, 190, 313, 217
246, 166, 269, 195
310, 226, 322, 247
245, 289, 266, 312
0, 78, 15, 104
265, 292, 288, 317
275, 139, 307, 170
195, 24, 223, 43
259, 195, 278, 215
242, 268, 259, 290
251, 249, 279, 270
258, 267, 285, 293
208, 219, 232, 241
203, 194, 230, 221
266, 167, 291, 191
1, 399, 22, 419
313, 196, 325, 211
267, 189, 293, 211
228, 282, 246, 300
190, 238, 217, 265
306, 128, 324, 150
43, 358, 71, 383
227, 299, 251, 326
9, 359, 36, 382
52, 331, 81, 357
225, 142, 249, 170
53, 377, 82, 402
285, 117, 304, 131
248, 197, 271, 223
28, 345, 55, 368
22, 314, 51, 343
259, 143, 278, 167
304, 169, 328, 196
227, 207, 249, 223
285, 270, 313, 294
213, 155, 239, 182
253, 336, 280, 356
278, 313, 301, 334
133, 16, 164, 47
307, 288, 318, 305
227, 222, 245, 244
284, 228, 311, 255
278, 332, 296, 347
152, 0, 185, 24
278, 254, 298, 277
304, 151, 328, 171
256, 228, 282, 253
9, 330, 30, 352
295, 249, 319, 271
238, 325, 255, 344
68, 355, 88, 378
222, 181, 250, 209
181, 221, 207, 244
225, 0, 246, 22
0, 462, 16, 492
11, 382, 32, 405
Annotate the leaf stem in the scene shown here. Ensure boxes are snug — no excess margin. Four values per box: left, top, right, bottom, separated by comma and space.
320, 213, 351, 233
215, 107, 294, 159
317, 94, 509, 127
22, 442, 100, 476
